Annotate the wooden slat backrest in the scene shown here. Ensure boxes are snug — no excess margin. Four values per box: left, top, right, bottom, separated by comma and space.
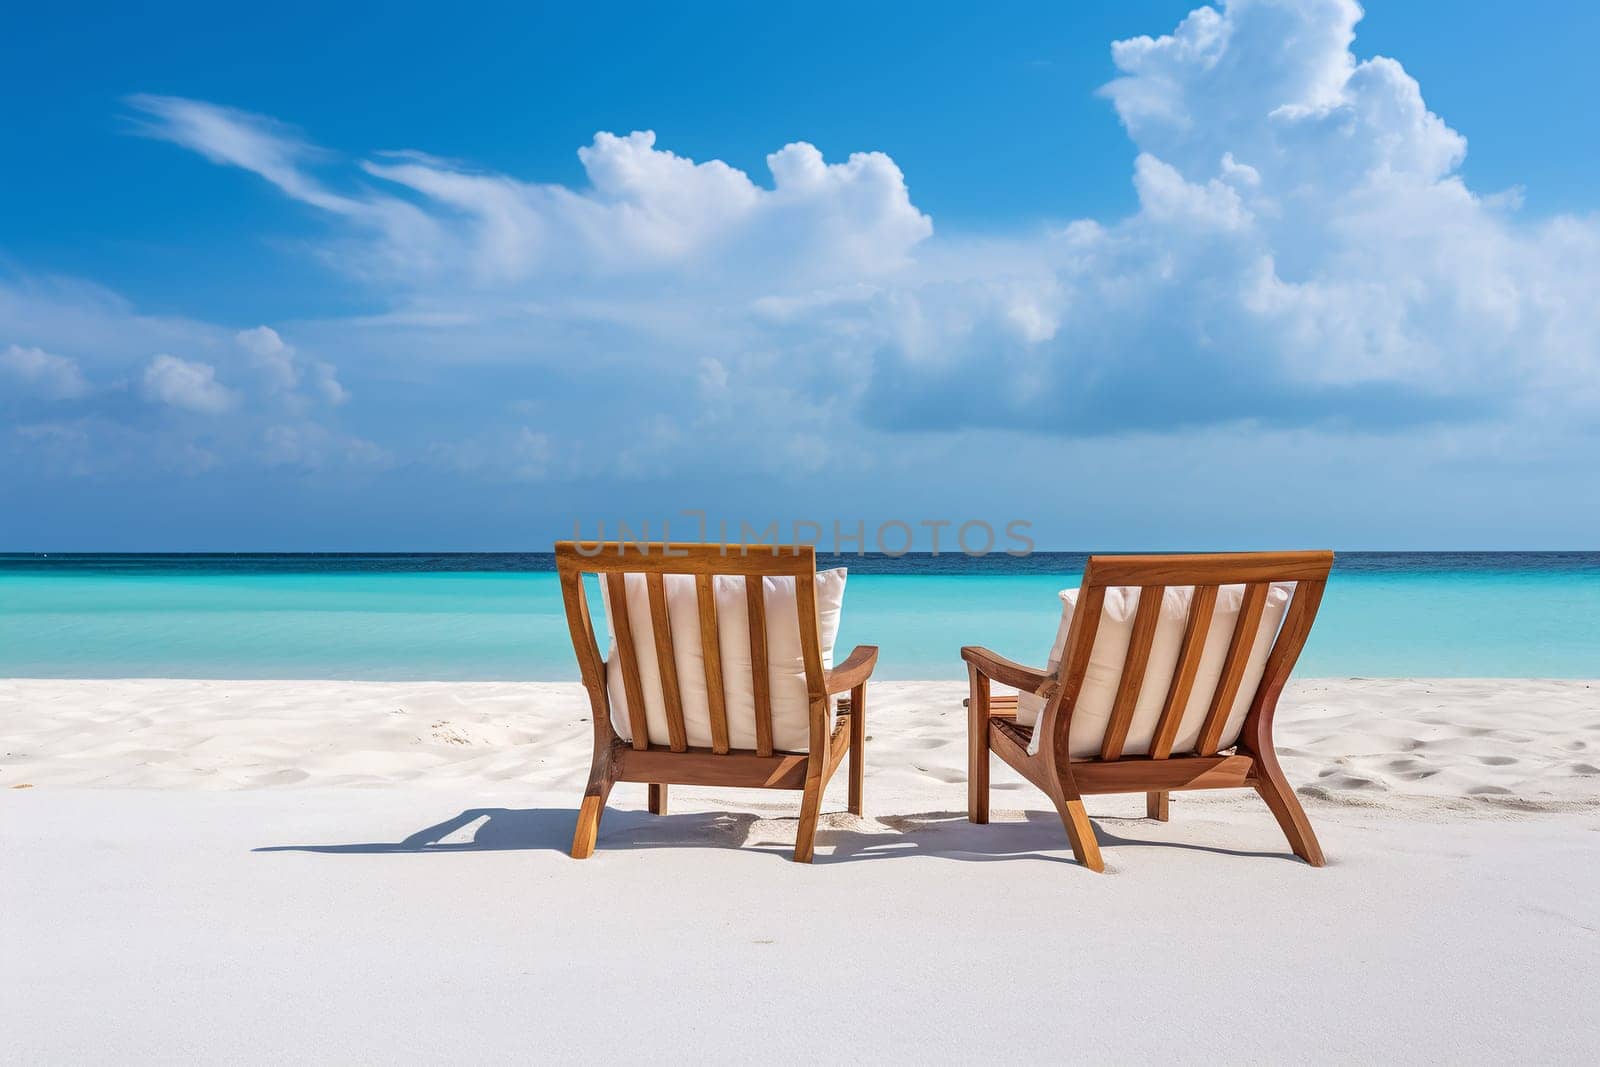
1149, 585, 1217, 759
794, 573, 830, 756
695, 574, 731, 754
1195, 582, 1268, 756
1084, 551, 1333, 587
1047, 585, 1105, 767
1098, 588, 1163, 761
555, 541, 815, 576
1046, 552, 1333, 764
554, 542, 822, 756
604, 571, 650, 751
746, 575, 774, 757
645, 572, 689, 751
556, 565, 604, 693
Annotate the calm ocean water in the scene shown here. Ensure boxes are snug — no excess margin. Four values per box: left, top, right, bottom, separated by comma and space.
1, 552, 1596, 680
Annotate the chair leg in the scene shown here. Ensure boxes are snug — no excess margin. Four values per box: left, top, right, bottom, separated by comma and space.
1146, 791, 1169, 821
847, 684, 865, 816
648, 783, 667, 815
572, 793, 606, 858
571, 767, 615, 859
1253, 754, 1325, 866
794, 768, 825, 863
967, 666, 990, 824
571, 736, 617, 859
1046, 782, 1104, 872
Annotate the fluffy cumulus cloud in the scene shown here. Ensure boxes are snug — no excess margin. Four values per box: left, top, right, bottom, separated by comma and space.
866, 0, 1600, 432
7, 0, 1599, 517
363, 132, 931, 282
236, 325, 348, 405
141, 354, 237, 414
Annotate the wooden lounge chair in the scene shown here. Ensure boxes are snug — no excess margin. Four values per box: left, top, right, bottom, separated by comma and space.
963, 551, 1333, 871
555, 541, 877, 863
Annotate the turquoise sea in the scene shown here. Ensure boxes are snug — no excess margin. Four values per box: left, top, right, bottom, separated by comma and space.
1, 553, 1596, 680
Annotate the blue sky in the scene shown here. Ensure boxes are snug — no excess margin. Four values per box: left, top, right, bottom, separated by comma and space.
3, 0, 1598, 550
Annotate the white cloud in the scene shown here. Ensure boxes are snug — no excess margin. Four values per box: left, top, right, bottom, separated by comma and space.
235, 324, 347, 404
307, 362, 348, 406
237, 325, 298, 391
126, 94, 350, 212
131, 99, 931, 287
9, 0, 1593, 511
0, 273, 371, 478
123, 1, 1600, 456
261, 422, 388, 470
697, 356, 729, 396
126, 94, 445, 278
235, 327, 296, 390
127, 93, 422, 230
0, 279, 296, 483
862, 0, 1600, 430
141, 354, 237, 414
429, 425, 554, 482
1131, 153, 1251, 230
0, 344, 90, 399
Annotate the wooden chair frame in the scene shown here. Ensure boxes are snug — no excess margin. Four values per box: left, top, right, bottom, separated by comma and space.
963, 550, 1333, 872
555, 541, 878, 863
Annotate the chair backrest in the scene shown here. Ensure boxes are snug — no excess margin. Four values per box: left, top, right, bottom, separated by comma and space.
554, 542, 834, 756
1042, 551, 1333, 762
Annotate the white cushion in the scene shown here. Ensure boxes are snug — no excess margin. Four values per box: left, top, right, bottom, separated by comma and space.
601, 569, 846, 753
1016, 583, 1293, 758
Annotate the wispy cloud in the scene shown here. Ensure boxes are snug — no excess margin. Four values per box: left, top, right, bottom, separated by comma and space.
126, 94, 359, 215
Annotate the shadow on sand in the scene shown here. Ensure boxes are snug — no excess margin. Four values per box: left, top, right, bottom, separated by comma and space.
255, 805, 1294, 867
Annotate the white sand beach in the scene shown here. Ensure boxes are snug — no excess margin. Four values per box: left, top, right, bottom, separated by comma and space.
4, 678, 1599, 1061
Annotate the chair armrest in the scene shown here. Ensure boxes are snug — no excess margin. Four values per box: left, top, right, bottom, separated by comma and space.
960, 645, 1050, 693
824, 645, 879, 694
